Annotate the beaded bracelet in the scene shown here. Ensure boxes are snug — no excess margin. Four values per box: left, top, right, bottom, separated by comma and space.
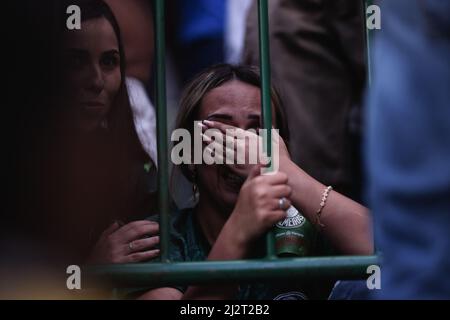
316, 186, 333, 228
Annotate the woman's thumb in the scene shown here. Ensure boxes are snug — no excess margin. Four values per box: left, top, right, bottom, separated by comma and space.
248, 163, 263, 180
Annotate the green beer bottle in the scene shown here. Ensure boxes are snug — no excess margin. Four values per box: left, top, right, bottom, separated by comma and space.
274, 205, 315, 257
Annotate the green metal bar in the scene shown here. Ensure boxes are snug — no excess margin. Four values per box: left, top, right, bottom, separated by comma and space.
155, 0, 170, 263
258, 0, 272, 156
258, 0, 276, 259
86, 256, 379, 288
364, 1, 378, 252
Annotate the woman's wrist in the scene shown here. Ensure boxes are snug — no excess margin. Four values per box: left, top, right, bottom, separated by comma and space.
280, 158, 315, 195
279, 157, 296, 176
279, 159, 325, 223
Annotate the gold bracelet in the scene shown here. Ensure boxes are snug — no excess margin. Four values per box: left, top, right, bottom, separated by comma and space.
316, 186, 333, 228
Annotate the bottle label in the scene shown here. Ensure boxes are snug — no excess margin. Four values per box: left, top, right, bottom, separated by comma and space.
274, 206, 313, 257
276, 206, 305, 229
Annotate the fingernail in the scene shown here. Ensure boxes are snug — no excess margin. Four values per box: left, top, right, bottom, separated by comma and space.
203, 120, 214, 126
202, 133, 212, 142
197, 122, 207, 129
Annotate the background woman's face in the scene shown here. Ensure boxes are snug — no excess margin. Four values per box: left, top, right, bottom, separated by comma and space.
196, 80, 265, 211
61, 17, 121, 133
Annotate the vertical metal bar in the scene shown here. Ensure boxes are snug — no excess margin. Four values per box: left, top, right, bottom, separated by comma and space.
363, 0, 378, 254
258, 0, 276, 259
155, 0, 170, 263
363, 0, 373, 86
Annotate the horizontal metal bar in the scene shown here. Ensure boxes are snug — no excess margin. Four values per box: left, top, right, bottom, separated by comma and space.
85, 255, 379, 288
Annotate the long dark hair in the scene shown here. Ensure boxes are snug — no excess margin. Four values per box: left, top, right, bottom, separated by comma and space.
63, 0, 148, 219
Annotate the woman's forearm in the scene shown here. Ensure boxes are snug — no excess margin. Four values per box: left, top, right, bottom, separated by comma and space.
282, 160, 373, 255
181, 219, 247, 299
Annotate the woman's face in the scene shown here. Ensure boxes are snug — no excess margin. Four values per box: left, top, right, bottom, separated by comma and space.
196, 80, 275, 212
60, 17, 121, 133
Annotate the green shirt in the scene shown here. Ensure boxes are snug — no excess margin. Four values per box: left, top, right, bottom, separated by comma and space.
161, 208, 336, 300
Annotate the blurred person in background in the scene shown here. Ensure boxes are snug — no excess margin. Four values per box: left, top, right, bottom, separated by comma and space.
105, 0, 158, 166
243, 0, 366, 200
366, 0, 450, 299
225, 0, 252, 64
168, 0, 226, 85
1, 0, 160, 298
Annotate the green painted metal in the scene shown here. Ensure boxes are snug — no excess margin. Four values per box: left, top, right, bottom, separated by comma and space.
258, 0, 272, 156
86, 255, 379, 288
155, 0, 170, 263
257, 0, 276, 259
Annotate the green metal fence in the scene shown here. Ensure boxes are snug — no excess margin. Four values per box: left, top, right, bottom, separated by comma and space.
87, 0, 378, 291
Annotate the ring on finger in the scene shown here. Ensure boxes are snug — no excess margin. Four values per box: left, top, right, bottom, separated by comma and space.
279, 197, 287, 210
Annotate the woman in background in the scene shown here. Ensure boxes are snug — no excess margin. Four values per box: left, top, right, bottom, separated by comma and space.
22, 0, 159, 266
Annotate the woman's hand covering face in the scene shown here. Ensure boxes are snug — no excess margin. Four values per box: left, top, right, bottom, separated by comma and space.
200, 120, 291, 178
